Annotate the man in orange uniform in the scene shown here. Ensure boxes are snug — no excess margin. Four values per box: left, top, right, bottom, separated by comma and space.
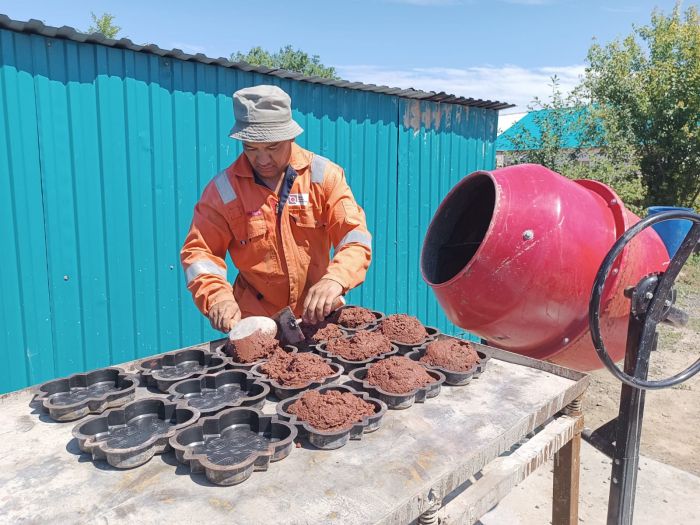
181, 85, 372, 332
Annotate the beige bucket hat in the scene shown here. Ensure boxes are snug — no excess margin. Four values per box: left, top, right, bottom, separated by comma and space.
229, 85, 304, 142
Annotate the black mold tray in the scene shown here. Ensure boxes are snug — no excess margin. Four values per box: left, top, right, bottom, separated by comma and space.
72, 398, 199, 469
249, 359, 343, 400
138, 349, 228, 392
332, 307, 385, 333
315, 339, 399, 372
34, 367, 137, 422
222, 344, 299, 371
348, 365, 445, 410
406, 339, 490, 386
276, 385, 387, 450
170, 407, 297, 486
168, 369, 270, 416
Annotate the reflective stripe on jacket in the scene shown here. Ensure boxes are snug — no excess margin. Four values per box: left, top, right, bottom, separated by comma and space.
180, 143, 372, 318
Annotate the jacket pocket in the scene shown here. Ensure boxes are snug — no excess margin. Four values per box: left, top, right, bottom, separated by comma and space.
231, 215, 267, 242
289, 207, 323, 229
229, 215, 281, 275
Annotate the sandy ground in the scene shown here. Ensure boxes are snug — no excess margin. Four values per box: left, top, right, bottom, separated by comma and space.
480, 441, 700, 525
582, 255, 700, 475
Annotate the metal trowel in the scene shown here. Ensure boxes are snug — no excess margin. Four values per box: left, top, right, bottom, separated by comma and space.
228, 296, 346, 346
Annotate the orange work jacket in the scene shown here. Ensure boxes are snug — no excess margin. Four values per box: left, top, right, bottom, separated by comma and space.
181, 144, 372, 318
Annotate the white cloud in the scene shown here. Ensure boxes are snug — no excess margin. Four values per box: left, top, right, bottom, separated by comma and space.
335, 63, 585, 113
170, 42, 207, 54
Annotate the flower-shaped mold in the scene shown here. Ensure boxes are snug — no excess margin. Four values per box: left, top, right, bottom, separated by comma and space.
331, 306, 385, 333
170, 407, 297, 486
347, 365, 445, 410
315, 339, 399, 372
276, 385, 387, 450
34, 367, 137, 422
406, 338, 490, 386
224, 344, 298, 372
168, 369, 270, 416
249, 359, 344, 400
138, 349, 228, 392
72, 398, 199, 469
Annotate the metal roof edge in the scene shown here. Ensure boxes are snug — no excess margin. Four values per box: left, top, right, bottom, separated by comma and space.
0, 14, 515, 111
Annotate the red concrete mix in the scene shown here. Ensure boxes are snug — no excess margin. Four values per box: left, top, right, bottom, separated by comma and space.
300, 321, 345, 344
366, 356, 435, 394
288, 390, 376, 431
227, 331, 282, 363
379, 314, 428, 344
420, 339, 479, 372
326, 330, 391, 361
260, 349, 335, 387
332, 306, 376, 328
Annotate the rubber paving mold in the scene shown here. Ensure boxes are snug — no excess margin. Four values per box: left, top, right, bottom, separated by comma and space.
35, 367, 137, 422
138, 349, 228, 392
276, 384, 387, 450
405, 338, 491, 386
168, 369, 270, 416
169, 407, 297, 486
348, 365, 445, 410
72, 398, 199, 468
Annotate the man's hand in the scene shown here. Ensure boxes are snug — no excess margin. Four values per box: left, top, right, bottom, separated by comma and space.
208, 300, 241, 333
302, 279, 344, 324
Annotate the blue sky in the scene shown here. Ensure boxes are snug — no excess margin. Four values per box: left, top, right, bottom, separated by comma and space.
1, 0, 692, 112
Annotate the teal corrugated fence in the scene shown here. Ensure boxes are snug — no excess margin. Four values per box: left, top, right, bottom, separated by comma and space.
0, 28, 497, 393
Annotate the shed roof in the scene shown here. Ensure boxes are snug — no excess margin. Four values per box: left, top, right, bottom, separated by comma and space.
0, 14, 514, 111
496, 107, 600, 151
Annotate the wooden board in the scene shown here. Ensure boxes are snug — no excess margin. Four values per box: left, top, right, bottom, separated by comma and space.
0, 340, 588, 524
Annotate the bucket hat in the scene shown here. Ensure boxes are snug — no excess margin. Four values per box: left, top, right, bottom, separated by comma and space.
229, 85, 303, 142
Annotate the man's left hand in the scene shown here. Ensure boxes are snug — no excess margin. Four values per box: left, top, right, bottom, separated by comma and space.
302, 279, 344, 324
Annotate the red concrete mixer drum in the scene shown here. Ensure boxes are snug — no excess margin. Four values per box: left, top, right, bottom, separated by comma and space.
420, 164, 669, 371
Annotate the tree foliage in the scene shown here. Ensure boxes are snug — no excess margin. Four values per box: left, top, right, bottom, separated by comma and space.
504, 76, 592, 174
231, 45, 339, 79
87, 12, 121, 39
579, 3, 700, 208
503, 77, 647, 213
503, 3, 699, 211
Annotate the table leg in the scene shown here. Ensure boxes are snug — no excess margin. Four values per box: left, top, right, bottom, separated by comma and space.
552, 397, 583, 525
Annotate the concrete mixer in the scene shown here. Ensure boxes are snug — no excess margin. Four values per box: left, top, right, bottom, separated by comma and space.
420, 163, 669, 371
421, 164, 700, 525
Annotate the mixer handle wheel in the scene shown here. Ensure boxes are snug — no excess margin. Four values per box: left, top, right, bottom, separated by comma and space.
589, 209, 700, 390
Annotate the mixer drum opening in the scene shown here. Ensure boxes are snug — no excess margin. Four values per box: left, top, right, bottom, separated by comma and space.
421, 173, 495, 285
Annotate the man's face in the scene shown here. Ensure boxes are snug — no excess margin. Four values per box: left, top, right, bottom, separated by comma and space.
242, 139, 294, 179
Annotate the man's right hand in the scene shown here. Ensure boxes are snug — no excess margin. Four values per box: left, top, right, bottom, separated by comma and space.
208, 300, 241, 333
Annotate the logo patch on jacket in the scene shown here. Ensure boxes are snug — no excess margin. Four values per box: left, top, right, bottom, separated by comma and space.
287, 193, 310, 206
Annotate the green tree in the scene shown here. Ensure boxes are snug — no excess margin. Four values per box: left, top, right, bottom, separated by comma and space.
231, 45, 339, 79
579, 3, 700, 208
502, 77, 647, 213
87, 12, 121, 39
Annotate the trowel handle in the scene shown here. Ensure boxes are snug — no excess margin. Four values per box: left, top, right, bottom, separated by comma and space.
333, 295, 346, 310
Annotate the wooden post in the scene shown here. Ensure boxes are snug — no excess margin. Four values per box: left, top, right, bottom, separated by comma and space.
552, 396, 584, 525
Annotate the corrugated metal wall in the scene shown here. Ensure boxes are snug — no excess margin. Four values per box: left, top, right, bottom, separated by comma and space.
0, 28, 498, 393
